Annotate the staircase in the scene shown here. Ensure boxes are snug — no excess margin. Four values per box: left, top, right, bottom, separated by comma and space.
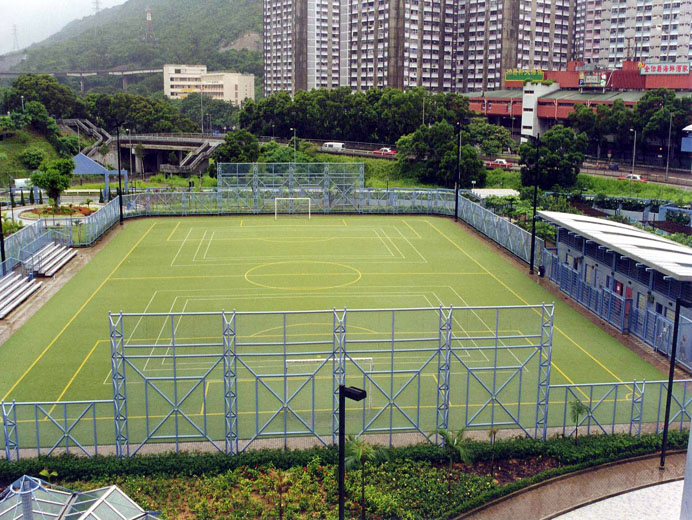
59, 119, 112, 158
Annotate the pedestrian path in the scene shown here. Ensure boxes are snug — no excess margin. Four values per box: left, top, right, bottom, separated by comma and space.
457, 452, 686, 520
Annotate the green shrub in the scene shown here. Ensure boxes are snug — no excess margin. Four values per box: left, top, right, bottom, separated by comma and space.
20, 147, 46, 169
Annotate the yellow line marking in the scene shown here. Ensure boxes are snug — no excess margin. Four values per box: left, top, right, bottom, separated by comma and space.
240, 220, 243, 227
109, 272, 487, 281
343, 219, 347, 227
200, 381, 211, 415
45, 340, 103, 417
403, 220, 422, 239
2, 223, 157, 402
425, 220, 624, 383
166, 221, 181, 241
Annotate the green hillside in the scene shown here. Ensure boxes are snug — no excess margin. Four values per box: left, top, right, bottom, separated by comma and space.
0, 130, 59, 184
10, 0, 263, 80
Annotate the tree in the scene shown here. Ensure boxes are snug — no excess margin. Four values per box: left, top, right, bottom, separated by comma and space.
8, 74, 77, 118
396, 121, 458, 187
431, 428, 472, 492
519, 126, 587, 190
458, 144, 487, 188
213, 129, 259, 163
345, 435, 385, 520
570, 400, 589, 445
30, 158, 75, 207
462, 119, 514, 156
20, 147, 46, 169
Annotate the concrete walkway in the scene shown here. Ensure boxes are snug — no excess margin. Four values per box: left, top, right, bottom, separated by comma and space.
457, 452, 686, 520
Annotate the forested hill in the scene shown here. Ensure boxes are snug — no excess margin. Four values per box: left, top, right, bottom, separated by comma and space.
9, 0, 262, 76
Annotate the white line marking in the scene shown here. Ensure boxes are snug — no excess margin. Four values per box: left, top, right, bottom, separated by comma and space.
170, 228, 192, 267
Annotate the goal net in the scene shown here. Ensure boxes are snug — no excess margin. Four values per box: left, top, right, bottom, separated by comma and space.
275, 197, 311, 220
285, 357, 374, 408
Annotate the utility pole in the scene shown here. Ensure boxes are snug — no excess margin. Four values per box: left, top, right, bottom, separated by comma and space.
11, 25, 19, 52
93, 0, 101, 14
665, 113, 673, 182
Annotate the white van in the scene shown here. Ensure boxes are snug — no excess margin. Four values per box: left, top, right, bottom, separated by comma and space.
321, 142, 345, 151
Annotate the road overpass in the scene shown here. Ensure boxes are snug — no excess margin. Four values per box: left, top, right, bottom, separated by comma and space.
0, 68, 163, 91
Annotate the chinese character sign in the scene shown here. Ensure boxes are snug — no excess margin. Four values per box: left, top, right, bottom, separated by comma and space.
640, 62, 690, 75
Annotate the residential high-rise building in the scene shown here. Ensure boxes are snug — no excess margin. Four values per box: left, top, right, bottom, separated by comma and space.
263, 0, 577, 95
264, 0, 341, 94
163, 65, 255, 106
575, 0, 692, 67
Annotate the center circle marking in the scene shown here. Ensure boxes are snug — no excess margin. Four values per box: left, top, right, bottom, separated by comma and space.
244, 260, 362, 290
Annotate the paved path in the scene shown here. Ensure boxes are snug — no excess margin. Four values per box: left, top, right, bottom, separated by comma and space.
457, 452, 686, 520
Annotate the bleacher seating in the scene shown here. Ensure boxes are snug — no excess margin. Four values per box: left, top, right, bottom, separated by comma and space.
0, 272, 42, 319
27, 242, 77, 278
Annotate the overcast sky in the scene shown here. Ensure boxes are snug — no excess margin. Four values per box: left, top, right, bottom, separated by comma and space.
0, 0, 128, 56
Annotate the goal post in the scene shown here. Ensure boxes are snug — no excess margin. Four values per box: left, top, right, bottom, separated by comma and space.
285, 357, 374, 407
275, 197, 311, 220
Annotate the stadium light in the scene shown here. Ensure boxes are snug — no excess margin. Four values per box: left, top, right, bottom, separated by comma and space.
521, 133, 540, 275
338, 385, 367, 520
115, 125, 124, 225
455, 122, 461, 221
660, 297, 692, 469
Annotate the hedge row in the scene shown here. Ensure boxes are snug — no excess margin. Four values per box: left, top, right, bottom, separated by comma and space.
0, 431, 687, 487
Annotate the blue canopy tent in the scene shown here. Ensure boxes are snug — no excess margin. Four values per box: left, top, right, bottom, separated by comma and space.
72, 153, 128, 198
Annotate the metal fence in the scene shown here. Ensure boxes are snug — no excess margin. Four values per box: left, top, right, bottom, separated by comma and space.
542, 249, 692, 368
458, 194, 544, 265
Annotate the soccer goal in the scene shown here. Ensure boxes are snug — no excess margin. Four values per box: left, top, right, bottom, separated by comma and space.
275, 197, 311, 220
285, 357, 374, 407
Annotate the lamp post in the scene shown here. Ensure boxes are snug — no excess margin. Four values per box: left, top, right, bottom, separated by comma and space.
0, 204, 5, 275
127, 129, 133, 191
20, 95, 24, 111
455, 122, 462, 221
522, 133, 540, 275
660, 297, 692, 469
115, 126, 124, 225
200, 92, 204, 133
338, 385, 367, 520
290, 127, 297, 163
630, 128, 637, 176
665, 113, 673, 182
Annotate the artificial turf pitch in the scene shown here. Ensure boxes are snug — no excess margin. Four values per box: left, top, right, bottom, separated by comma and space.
0, 215, 666, 448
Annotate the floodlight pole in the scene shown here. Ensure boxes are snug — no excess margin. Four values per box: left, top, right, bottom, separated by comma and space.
338, 385, 367, 520
0, 209, 5, 276
455, 126, 461, 221
523, 133, 540, 275
660, 297, 691, 469
116, 126, 124, 225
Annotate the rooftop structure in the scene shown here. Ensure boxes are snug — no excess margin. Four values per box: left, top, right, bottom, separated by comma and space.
539, 211, 692, 281
0, 475, 158, 520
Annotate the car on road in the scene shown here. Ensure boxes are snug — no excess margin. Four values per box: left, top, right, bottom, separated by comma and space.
607, 162, 619, 171
373, 147, 397, 156
618, 174, 648, 182
486, 158, 512, 169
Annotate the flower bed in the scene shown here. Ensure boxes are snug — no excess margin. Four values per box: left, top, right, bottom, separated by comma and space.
28, 205, 97, 217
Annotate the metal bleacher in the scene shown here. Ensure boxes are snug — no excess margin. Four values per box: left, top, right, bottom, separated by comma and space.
0, 272, 42, 320
26, 243, 77, 278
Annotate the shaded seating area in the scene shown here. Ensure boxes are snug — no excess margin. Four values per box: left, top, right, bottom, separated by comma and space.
0, 272, 42, 319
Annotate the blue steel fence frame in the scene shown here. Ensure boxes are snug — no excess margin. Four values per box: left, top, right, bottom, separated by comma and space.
3, 189, 690, 460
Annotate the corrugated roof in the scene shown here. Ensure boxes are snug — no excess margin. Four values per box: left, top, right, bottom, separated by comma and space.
464, 90, 521, 98
538, 211, 692, 281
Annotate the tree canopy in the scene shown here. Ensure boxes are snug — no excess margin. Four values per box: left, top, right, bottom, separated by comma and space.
239, 87, 472, 145
519, 126, 587, 190
395, 122, 486, 188
30, 158, 75, 206
213, 130, 260, 163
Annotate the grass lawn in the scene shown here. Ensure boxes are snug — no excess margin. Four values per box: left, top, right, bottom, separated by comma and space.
0, 130, 59, 184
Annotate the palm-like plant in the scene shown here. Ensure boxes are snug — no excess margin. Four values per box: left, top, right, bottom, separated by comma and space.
432, 428, 472, 492
570, 400, 590, 445
345, 435, 382, 520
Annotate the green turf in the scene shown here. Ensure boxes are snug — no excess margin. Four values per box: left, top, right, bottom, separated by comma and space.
0, 215, 667, 447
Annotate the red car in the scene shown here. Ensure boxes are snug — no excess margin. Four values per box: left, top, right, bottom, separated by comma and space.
373, 147, 397, 156
486, 158, 512, 169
